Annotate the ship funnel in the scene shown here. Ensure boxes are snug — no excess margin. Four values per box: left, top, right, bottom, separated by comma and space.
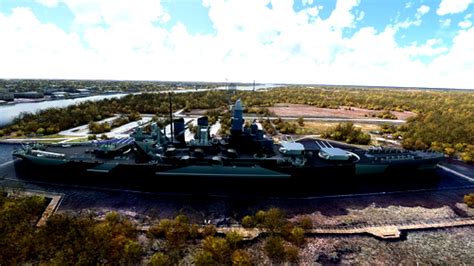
173, 118, 185, 144
197, 116, 209, 127
250, 123, 258, 135
231, 99, 244, 134
196, 116, 210, 145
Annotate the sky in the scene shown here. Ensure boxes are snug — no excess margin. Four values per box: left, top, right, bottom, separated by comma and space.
0, 0, 473, 89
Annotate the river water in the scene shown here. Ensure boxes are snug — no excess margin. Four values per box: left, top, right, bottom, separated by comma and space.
0, 94, 129, 127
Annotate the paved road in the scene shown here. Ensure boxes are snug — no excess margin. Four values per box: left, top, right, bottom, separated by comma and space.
180, 114, 405, 124
58, 115, 153, 138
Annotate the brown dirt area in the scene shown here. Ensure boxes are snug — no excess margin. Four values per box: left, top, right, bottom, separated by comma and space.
302, 122, 379, 134
268, 103, 415, 120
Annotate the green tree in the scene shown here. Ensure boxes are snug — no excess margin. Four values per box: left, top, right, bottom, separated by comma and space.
264, 236, 285, 262
36, 127, 45, 135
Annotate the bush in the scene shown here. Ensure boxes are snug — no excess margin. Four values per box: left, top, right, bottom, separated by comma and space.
297, 116, 305, 127
241, 215, 255, 228
148, 215, 191, 250
225, 231, 243, 250
231, 249, 252, 266
202, 236, 231, 264
189, 223, 200, 239
285, 245, 299, 263
322, 122, 371, 145
201, 224, 217, 238
464, 193, 474, 208
149, 252, 170, 266
260, 208, 287, 233
193, 250, 216, 266
289, 227, 306, 246
254, 210, 266, 225
148, 219, 173, 238
298, 216, 313, 230
264, 236, 285, 261
122, 240, 142, 264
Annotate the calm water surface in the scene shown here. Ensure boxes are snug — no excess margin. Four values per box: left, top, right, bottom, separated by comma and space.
0, 94, 128, 127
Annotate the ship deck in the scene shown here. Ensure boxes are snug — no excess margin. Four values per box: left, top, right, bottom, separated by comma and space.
29, 137, 441, 169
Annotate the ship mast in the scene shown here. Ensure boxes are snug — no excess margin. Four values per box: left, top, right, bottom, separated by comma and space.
169, 92, 173, 143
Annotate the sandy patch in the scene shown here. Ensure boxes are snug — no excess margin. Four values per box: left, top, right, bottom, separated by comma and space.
268, 104, 415, 120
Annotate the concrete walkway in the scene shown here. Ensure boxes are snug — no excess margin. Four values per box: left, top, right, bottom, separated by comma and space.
212, 217, 474, 240
4, 188, 63, 227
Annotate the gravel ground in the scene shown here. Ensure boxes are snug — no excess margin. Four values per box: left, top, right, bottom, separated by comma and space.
290, 204, 462, 227
299, 227, 474, 265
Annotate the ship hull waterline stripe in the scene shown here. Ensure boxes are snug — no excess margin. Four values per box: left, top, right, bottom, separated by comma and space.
87, 169, 111, 173
437, 165, 474, 182
0, 159, 19, 168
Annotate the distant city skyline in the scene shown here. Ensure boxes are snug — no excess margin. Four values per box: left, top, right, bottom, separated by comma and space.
0, 0, 473, 89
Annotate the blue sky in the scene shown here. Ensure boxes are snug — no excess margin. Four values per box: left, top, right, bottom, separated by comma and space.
0, 0, 473, 89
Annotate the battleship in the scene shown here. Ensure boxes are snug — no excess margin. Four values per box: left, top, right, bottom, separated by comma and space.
12, 99, 444, 192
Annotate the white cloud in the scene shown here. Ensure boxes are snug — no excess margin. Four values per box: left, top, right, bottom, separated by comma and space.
392, 4, 431, 30
326, 0, 361, 28
417, 5, 430, 16
35, 0, 59, 8
458, 12, 473, 29
459, 20, 473, 28
440, 18, 452, 27
0, 0, 473, 89
436, 0, 474, 16
47, 0, 170, 27
356, 10, 365, 21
